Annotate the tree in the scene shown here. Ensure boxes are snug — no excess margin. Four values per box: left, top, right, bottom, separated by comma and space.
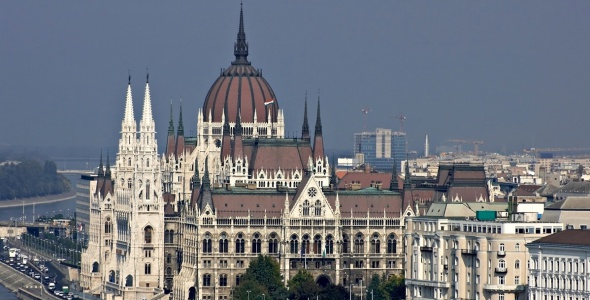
319, 284, 348, 300
382, 274, 405, 300
366, 273, 388, 300
233, 255, 288, 299
288, 269, 320, 300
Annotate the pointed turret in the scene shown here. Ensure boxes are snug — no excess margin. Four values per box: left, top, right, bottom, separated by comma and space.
221, 107, 232, 163
141, 73, 154, 124
312, 96, 325, 160
105, 151, 111, 179
139, 73, 157, 152
404, 159, 411, 186
123, 75, 135, 124
233, 110, 244, 159
389, 158, 399, 191
197, 156, 215, 213
166, 100, 176, 157
98, 150, 104, 177
233, 3, 249, 64
301, 92, 310, 140
175, 100, 185, 157
330, 157, 337, 188
192, 157, 201, 190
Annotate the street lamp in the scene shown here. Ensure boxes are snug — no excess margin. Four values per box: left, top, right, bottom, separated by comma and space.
262, 294, 265, 300
246, 290, 251, 300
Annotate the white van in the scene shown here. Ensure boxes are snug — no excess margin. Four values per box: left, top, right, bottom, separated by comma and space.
48, 282, 55, 291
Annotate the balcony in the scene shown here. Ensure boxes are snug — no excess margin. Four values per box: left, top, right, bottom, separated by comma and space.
483, 284, 526, 293
497, 250, 506, 257
406, 278, 451, 288
461, 249, 477, 255
420, 246, 433, 252
495, 267, 507, 273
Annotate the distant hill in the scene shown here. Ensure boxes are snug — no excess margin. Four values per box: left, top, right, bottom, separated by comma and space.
0, 159, 71, 200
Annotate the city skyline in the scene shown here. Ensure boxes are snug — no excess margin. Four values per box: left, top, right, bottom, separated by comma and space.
1, 2, 589, 157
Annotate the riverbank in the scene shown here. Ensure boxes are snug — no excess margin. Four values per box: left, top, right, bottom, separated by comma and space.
0, 190, 76, 209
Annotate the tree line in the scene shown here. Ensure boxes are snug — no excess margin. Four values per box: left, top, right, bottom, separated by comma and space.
231, 255, 405, 300
0, 159, 71, 200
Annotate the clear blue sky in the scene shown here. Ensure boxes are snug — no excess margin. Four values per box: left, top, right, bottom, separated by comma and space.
1, 1, 589, 157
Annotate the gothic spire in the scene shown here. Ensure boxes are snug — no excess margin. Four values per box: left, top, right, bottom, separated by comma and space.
141, 73, 153, 122
123, 75, 134, 123
105, 150, 111, 179
167, 100, 175, 135
98, 150, 104, 177
202, 156, 211, 188
404, 159, 411, 185
233, 3, 249, 64
177, 99, 184, 136
389, 158, 399, 191
314, 93, 322, 135
301, 92, 310, 140
192, 157, 201, 190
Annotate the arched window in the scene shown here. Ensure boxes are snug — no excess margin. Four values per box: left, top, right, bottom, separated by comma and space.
515, 243, 520, 251
515, 260, 520, 269
268, 233, 279, 254
303, 200, 310, 216
219, 274, 228, 287
290, 234, 299, 254
127, 179, 132, 189
371, 233, 381, 254
315, 200, 322, 216
203, 274, 211, 287
499, 259, 506, 268
104, 219, 112, 234
202, 233, 212, 253
354, 233, 364, 254
387, 234, 397, 254
169, 230, 174, 243
166, 267, 172, 276
313, 235, 322, 254
342, 234, 349, 254
146, 158, 150, 168
235, 233, 245, 254
127, 158, 131, 167
251, 233, 261, 254
302, 234, 310, 255
109, 270, 115, 283
144, 226, 153, 244
125, 275, 133, 287
166, 253, 172, 264
235, 274, 243, 286
219, 233, 229, 253
146, 180, 151, 200
326, 235, 334, 254
92, 262, 99, 273
144, 263, 151, 274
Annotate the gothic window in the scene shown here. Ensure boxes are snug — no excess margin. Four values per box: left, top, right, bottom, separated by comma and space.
354, 233, 364, 254
515, 260, 521, 269
326, 235, 334, 254
92, 262, 99, 273
109, 270, 115, 283
387, 234, 397, 254
235, 233, 245, 254
104, 218, 112, 234
127, 179, 132, 189
302, 234, 310, 255
342, 234, 349, 254
146, 158, 150, 168
166, 267, 172, 276
219, 233, 229, 253
290, 234, 299, 254
146, 181, 150, 200
144, 263, 151, 274
315, 200, 322, 216
313, 235, 322, 254
203, 274, 211, 287
499, 259, 506, 269
371, 233, 381, 254
128, 158, 131, 166
251, 233, 261, 254
144, 226, 153, 244
167, 253, 172, 264
125, 275, 133, 287
302, 200, 310, 216
268, 233, 279, 254
203, 233, 212, 253
219, 274, 228, 287
235, 274, 243, 286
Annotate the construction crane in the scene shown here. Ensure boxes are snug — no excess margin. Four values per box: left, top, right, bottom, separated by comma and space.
361, 107, 371, 132
523, 147, 590, 155
447, 139, 484, 156
395, 113, 406, 132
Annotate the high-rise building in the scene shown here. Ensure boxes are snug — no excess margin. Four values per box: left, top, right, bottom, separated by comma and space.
354, 128, 407, 172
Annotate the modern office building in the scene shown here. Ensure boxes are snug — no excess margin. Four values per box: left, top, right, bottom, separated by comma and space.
354, 128, 407, 172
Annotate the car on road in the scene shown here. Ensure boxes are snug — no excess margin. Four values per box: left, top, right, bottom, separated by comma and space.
34, 273, 40, 279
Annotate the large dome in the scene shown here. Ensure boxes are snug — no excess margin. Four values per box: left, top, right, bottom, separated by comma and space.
202, 7, 279, 124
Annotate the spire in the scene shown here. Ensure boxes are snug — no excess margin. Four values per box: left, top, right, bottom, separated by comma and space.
233, 110, 244, 158
301, 92, 310, 140
389, 158, 399, 191
141, 73, 153, 122
404, 159, 411, 185
177, 99, 184, 136
314, 93, 322, 135
330, 156, 337, 188
123, 75, 134, 123
167, 100, 175, 135
98, 150, 104, 177
233, 3, 249, 64
192, 157, 201, 190
105, 150, 111, 179
202, 156, 211, 188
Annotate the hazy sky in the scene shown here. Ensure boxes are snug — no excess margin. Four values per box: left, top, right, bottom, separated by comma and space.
1, 1, 589, 157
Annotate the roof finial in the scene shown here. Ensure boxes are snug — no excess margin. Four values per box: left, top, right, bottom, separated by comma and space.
105, 150, 111, 178
146, 69, 149, 83
315, 90, 322, 135
128, 70, 131, 85
302, 91, 310, 140
168, 99, 175, 135
233, 3, 249, 64
177, 98, 184, 136
192, 157, 201, 190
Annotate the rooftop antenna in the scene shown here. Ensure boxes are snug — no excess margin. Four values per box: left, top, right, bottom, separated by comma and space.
395, 113, 406, 132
